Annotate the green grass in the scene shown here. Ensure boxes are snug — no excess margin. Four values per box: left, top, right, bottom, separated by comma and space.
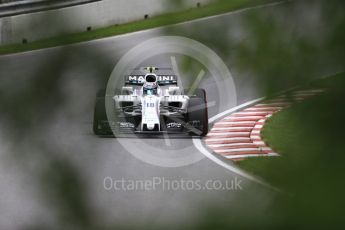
0, 0, 277, 55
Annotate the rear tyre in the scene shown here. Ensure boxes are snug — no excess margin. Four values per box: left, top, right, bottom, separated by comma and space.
93, 96, 109, 135
187, 97, 208, 136
93, 88, 118, 136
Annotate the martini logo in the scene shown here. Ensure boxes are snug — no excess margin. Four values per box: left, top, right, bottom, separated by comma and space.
127, 75, 176, 83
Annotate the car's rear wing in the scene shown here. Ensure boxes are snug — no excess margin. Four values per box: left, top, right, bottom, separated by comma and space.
125, 75, 178, 86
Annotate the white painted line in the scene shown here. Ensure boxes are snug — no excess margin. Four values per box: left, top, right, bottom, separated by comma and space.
192, 84, 299, 188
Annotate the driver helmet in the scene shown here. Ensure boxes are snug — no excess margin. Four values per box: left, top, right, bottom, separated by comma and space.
143, 74, 158, 95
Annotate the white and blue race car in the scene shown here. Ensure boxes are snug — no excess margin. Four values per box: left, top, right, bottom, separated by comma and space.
93, 67, 208, 137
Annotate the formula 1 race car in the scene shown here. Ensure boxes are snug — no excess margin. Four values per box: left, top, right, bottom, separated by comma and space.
93, 67, 208, 137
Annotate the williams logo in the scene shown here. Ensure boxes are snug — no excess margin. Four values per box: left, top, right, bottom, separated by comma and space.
118, 122, 135, 129
167, 122, 182, 129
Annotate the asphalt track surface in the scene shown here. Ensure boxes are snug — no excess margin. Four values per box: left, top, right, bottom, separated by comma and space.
0, 1, 341, 229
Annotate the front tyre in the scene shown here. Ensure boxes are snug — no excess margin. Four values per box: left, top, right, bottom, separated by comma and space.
186, 97, 208, 136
